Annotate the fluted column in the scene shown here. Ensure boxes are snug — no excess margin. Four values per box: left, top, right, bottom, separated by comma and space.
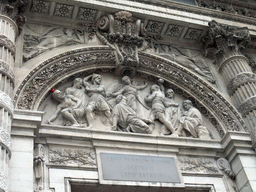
203, 20, 256, 149
0, 0, 27, 191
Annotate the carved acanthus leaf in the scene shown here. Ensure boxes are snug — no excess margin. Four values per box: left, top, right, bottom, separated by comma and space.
49, 148, 96, 167
178, 157, 219, 174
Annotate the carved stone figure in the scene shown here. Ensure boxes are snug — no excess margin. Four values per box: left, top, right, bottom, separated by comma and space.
176, 100, 211, 139
23, 26, 85, 61
156, 45, 215, 83
109, 76, 148, 114
162, 89, 181, 135
47, 89, 81, 126
145, 79, 178, 136
84, 74, 112, 127
112, 95, 152, 134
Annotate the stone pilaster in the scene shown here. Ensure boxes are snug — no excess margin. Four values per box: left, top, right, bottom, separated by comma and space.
203, 20, 256, 149
0, 0, 28, 191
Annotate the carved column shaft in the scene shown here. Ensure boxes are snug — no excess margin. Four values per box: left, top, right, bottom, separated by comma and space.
204, 20, 256, 149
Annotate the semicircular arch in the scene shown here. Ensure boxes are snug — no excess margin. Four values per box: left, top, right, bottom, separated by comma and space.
13, 47, 247, 138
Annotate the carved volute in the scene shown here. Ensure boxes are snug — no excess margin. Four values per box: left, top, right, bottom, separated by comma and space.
96, 11, 146, 76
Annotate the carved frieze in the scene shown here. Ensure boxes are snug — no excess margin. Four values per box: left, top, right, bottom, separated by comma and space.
178, 157, 219, 174
165, 24, 184, 38
227, 73, 256, 95
238, 96, 256, 117
184, 28, 203, 40
146, 20, 164, 34
49, 148, 96, 167
53, 3, 74, 18
77, 7, 98, 21
30, 0, 50, 14
0, 35, 16, 55
0, 61, 15, 82
23, 24, 92, 61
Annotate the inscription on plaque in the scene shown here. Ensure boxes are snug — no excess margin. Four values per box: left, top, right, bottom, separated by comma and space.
100, 153, 181, 183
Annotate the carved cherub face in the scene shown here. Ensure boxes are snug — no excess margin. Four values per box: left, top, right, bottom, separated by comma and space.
166, 89, 174, 98
122, 76, 131, 85
53, 90, 64, 100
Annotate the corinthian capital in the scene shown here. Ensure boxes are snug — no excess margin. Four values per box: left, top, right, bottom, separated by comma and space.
0, 0, 29, 33
203, 20, 251, 63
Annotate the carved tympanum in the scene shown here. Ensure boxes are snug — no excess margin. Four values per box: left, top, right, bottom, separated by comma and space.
44, 74, 214, 139
96, 11, 146, 76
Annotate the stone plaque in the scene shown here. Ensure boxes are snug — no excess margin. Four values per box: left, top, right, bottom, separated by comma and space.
100, 153, 181, 183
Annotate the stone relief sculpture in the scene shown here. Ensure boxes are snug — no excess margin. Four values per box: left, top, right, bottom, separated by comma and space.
44, 74, 214, 139
112, 95, 152, 134
155, 44, 215, 83
84, 74, 112, 128
145, 79, 178, 136
108, 76, 148, 114
23, 25, 86, 61
96, 11, 146, 75
47, 89, 81, 126
162, 89, 181, 135
175, 100, 211, 139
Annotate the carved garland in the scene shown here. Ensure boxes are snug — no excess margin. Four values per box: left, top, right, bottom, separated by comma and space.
0, 61, 14, 83
0, 91, 14, 116
0, 35, 15, 55
227, 72, 256, 95
14, 47, 247, 135
238, 96, 256, 117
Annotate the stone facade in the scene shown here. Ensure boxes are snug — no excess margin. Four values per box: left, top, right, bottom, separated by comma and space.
0, 0, 256, 192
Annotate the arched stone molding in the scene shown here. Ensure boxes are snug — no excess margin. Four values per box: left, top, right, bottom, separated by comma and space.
13, 47, 247, 138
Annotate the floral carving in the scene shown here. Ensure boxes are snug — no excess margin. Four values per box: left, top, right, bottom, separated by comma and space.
0, 35, 16, 55
0, 172, 8, 192
146, 20, 164, 34
77, 7, 97, 21
227, 73, 256, 95
54, 3, 74, 18
184, 28, 203, 40
165, 25, 184, 38
178, 157, 219, 174
30, 0, 50, 14
0, 61, 14, 82
49, 148, 96, 167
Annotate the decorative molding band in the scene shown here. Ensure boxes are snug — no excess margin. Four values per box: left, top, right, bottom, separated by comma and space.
238, 96, 256, 117
0, 35, 15, 55
227, 73, 256, 95
116, 0, 256, 26
0, 172, 9, 192
0, 60, 15, 83
13, 47, 247, 135
0, 91, 14, 117
218, 55, 249, 74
